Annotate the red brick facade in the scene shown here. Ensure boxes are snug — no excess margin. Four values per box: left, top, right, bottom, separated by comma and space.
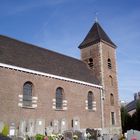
80, 42, 121, 134
0, 22, 121, 137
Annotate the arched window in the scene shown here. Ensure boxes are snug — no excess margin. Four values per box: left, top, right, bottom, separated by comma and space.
88, 58, 94, 68
88, 91, 93, 110
23, 82, 32, 106
108, 58, 112, 69
111, 112, 115, 125
110, 93, 114, 106
56, 87, 63, 109
109, 75, 113, 86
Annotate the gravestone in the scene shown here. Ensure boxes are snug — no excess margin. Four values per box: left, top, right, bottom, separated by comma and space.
53, 120, 59, 134
64, 130, 73, 140
112, 134, 119, 140
35, 119, 45, 135
19, 120, 26, 137
64, 130, 84, 140
73, 130, 84, 140
27, 119, 35, 136
0, 121, 4, 133
60, 118, 67, 133
46, 126, 53, 136
127, 129, 140, 140
103, 134, 110, 140
73, 117, 80, 131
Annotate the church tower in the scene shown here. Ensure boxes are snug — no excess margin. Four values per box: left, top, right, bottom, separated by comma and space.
78, 22, 121, 135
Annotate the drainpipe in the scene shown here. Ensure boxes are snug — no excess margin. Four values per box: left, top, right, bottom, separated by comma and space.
100, 88, 104, 129
99, 42, 105, 135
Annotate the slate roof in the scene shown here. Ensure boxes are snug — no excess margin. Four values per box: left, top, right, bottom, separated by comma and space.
125, 99, 140, 112
78, 22, 117, 49
125, 100, 137, 112
0, 35, 99, 85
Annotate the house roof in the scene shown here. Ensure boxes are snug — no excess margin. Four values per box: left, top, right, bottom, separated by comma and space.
125, 100, 137, 112
125, 99, 140, 112
78, 22, 117, 49
0, 35, 99, 85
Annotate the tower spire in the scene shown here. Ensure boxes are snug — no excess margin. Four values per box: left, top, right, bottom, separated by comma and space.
78, 21, 117, 49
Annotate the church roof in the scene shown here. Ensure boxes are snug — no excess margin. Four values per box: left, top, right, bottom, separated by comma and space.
0, 35, 99, 85
78, 22, 117, 49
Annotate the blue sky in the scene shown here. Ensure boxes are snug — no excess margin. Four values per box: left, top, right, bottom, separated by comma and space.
0, 0, 140, 102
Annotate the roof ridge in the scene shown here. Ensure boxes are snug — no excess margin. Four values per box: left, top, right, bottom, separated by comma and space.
96, 22, 101, 41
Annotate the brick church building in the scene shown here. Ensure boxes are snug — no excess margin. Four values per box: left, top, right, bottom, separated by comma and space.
0, 21, 121, 137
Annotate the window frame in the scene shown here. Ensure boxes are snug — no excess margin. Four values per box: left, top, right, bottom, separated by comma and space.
87, 91, 93, 110
109, 75, 113, 86
56, 87, 63, 110
111, 112, 115, 125
23, 81, 33, 107
110, 93, 114, 106
108, 58, 112, 69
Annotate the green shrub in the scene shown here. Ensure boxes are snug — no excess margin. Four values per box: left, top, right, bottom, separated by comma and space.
35, 134, 44, 140
1, 124, 9, 136
48, 136, 53, 140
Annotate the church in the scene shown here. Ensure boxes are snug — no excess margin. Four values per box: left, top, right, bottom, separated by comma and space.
0, 21, 121, 137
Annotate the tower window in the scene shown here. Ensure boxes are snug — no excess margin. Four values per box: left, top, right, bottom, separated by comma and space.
71, 119, 73, 128
88, 91, 93, 110
109, 75, 113, 86
111, 112, 115, 125
50, 121, 53, 126
108, 58, 112, 69
88, 58, 94, 69
56, 87, 63, 109
23, 82, 33, 107
110, 93, 114, 106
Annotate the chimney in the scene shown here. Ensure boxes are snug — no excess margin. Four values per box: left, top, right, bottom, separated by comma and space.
134, 93, 137, 100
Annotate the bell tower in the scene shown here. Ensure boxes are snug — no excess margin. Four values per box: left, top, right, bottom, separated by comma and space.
78, 21, 121, 135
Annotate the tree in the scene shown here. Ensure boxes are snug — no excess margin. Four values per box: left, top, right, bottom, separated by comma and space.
131, 112, 137, 130
121, 106, 132, 133
121, 100, 140, 133
136, 100, 140, 130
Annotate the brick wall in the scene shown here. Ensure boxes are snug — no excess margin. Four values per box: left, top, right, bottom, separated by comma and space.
0, 66, 102, 131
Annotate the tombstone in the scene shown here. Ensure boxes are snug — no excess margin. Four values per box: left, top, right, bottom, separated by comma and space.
86, 128, 97, 140
74, 130, 84, 140
27, 119, 35, 137
19, 120, 26, 137
127, 129, 140, 140
35, 119, 45, 135
64, 130, 73, 140
0, 121, 4, 133
60, 118, 67, 133
46, 126, 53, 136
103, 134, 110, 140
112, 134, 119, 140
73, 117, 80, 131
53, 120, 59, 134
9, 122, 15, 136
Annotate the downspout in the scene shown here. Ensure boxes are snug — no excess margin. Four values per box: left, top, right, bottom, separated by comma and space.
100, 88, 104, 129
99, 42, 105, 131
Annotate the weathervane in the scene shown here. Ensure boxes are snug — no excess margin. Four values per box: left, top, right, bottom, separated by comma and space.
95, 12, 99, 23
